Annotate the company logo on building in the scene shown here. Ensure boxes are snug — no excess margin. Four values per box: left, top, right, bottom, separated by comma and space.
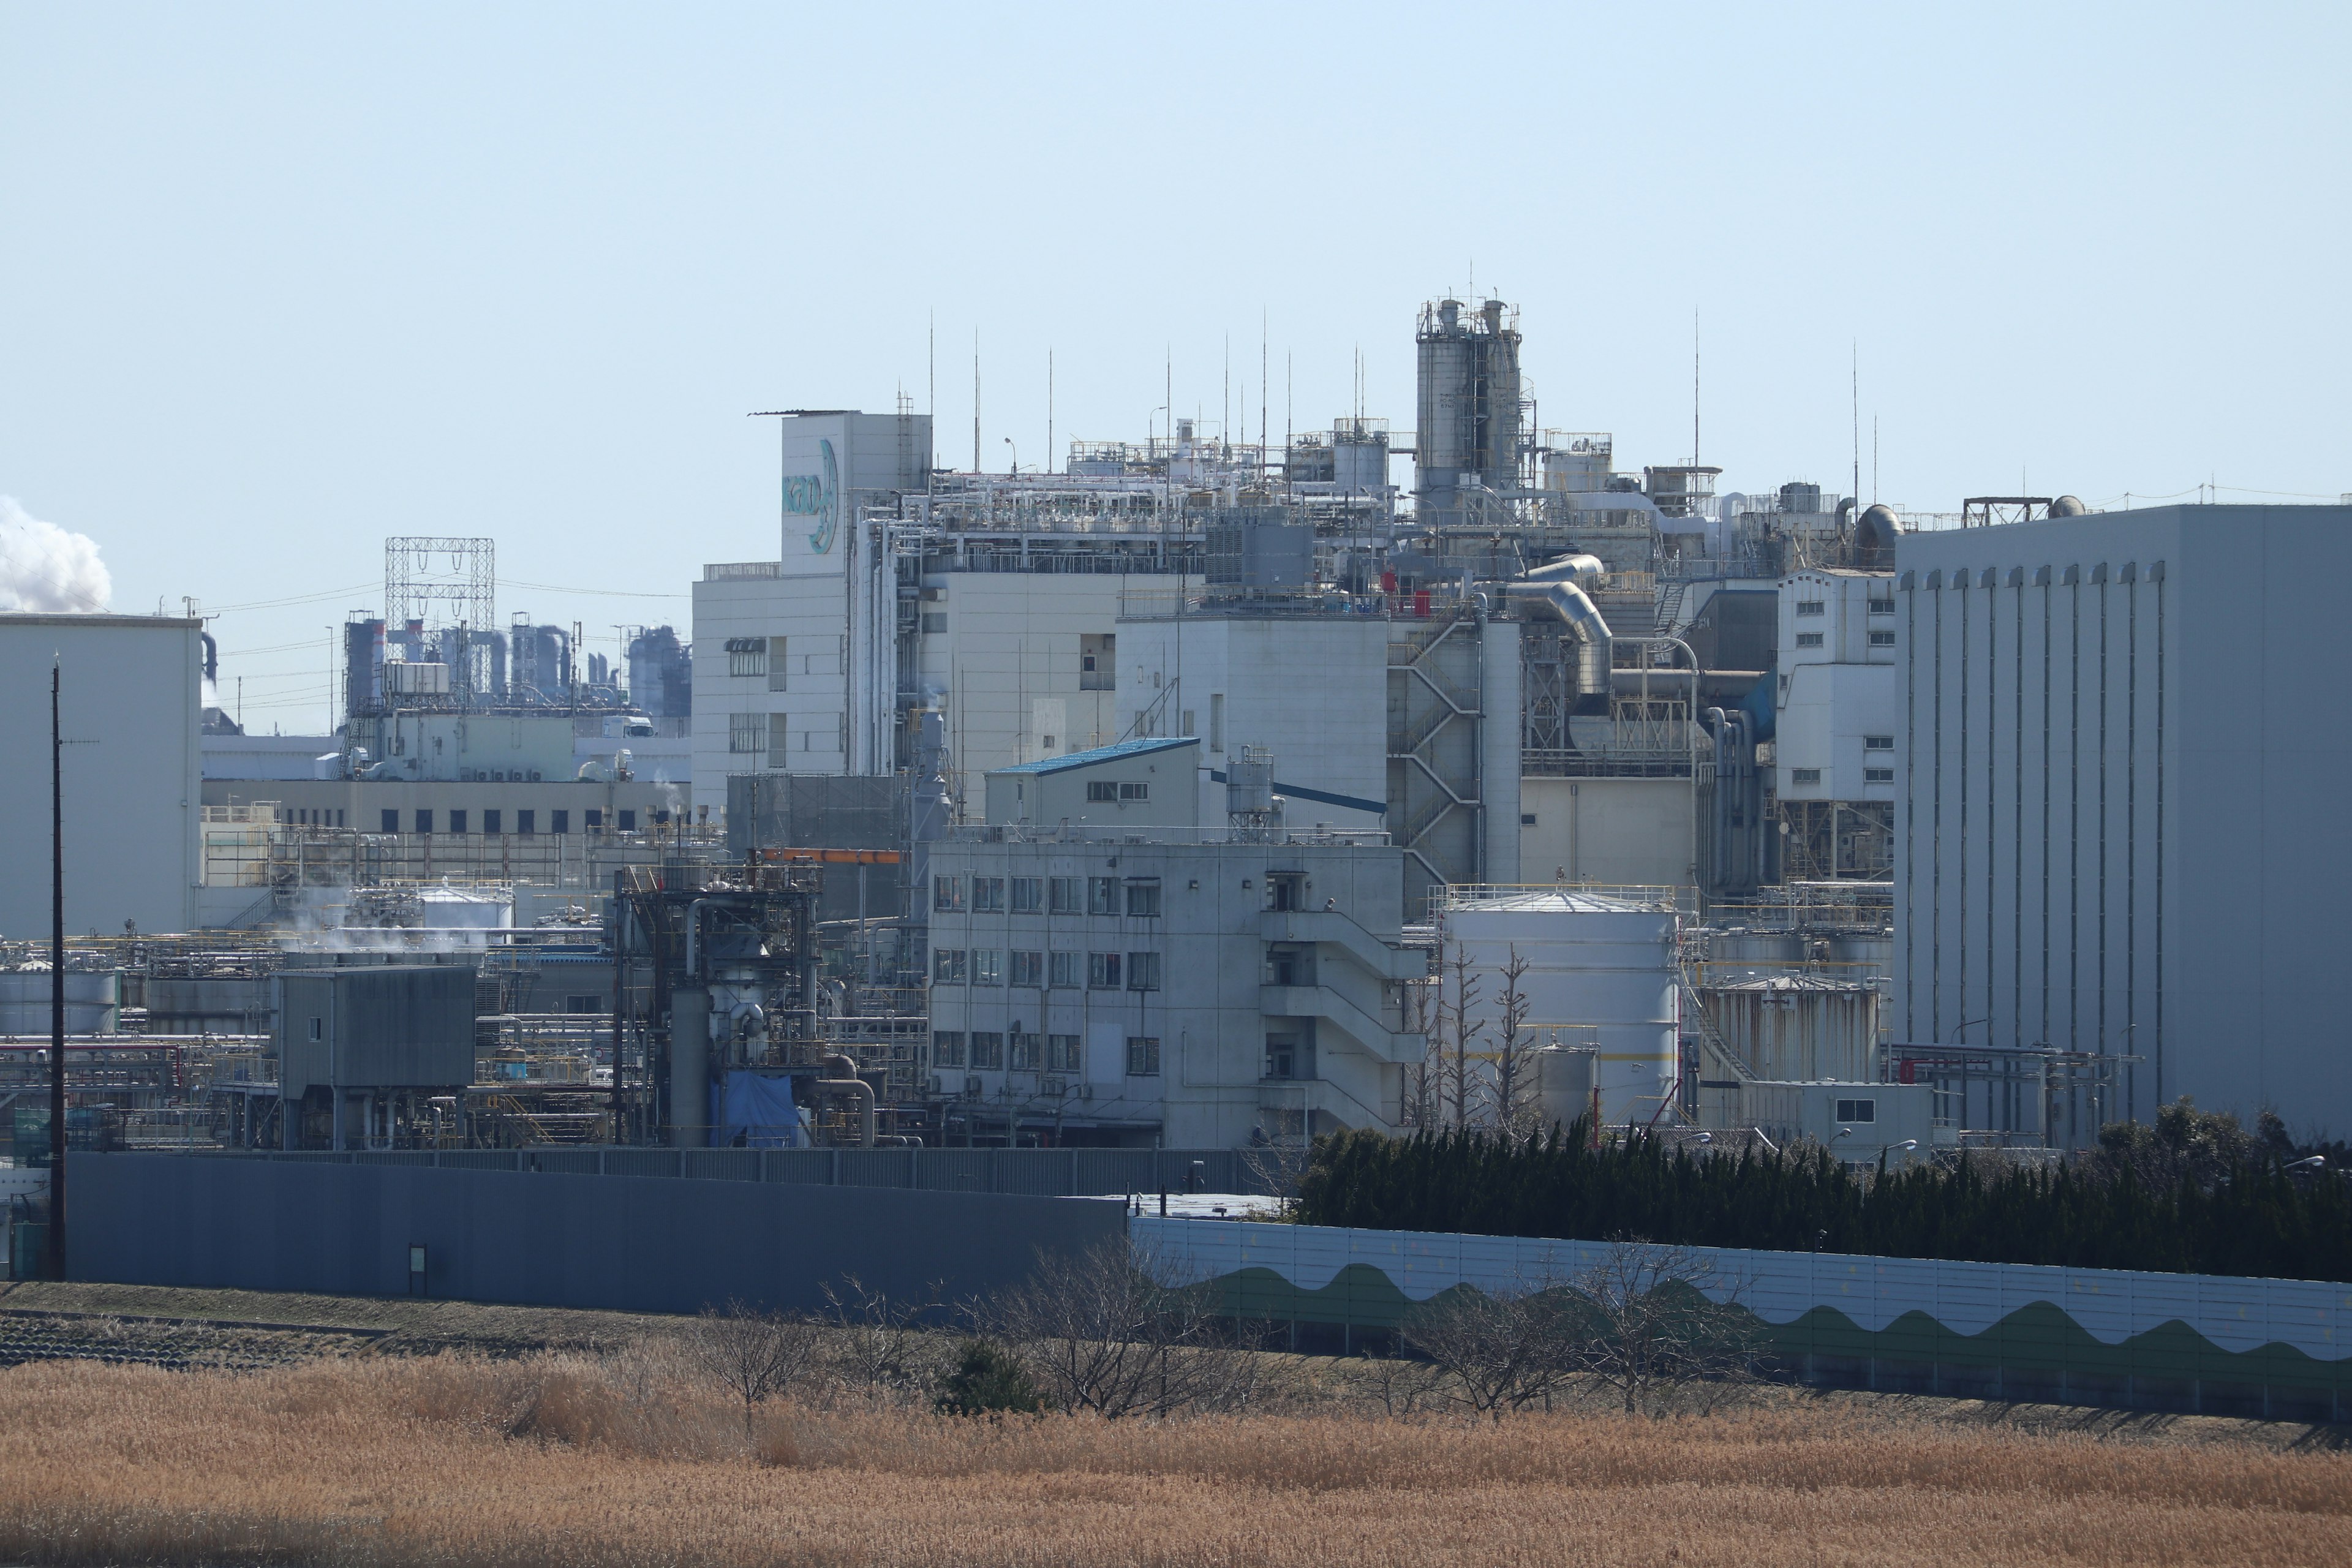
783, 439, 841, 554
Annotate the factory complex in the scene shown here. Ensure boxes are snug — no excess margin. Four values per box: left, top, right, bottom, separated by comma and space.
4, 291, 2348, 1249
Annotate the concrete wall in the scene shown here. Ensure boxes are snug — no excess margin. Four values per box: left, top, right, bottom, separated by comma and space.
68, 1151, 1123, 1316
693, 570, 851, 801
1897, 505, 2352, 1140
0, 614, 200, 939
1518, 776, 1694, 888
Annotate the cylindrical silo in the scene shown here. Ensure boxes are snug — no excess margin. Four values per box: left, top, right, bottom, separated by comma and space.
1416, 300, 1474, 510
1439, 891, 1680, 1128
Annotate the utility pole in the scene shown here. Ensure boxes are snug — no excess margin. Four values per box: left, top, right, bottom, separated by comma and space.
47, 662, 66, 1281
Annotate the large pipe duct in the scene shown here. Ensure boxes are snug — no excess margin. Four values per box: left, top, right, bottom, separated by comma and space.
670, 986, 711, 1148
816, 1050, 876, 1147
1506, 577, 1612, 706
1523, 552, 1605, 586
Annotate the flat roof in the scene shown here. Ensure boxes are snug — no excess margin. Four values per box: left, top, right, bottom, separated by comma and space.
990, 736, 1199, 777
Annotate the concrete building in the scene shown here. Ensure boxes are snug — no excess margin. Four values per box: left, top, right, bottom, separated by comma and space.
1896, 503, 2352, 1142
923, 827, 1423, 1147
1771, 567, 1899, 880
984, 737, 1202, 831
0, 613, 202, 939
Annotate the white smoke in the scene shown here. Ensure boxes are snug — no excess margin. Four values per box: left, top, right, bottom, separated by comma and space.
0, 496, 113, 613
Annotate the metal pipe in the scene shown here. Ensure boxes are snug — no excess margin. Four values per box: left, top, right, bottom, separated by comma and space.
816, 1051, 876, 1147
683, 899, 713, 982
1503, 578, 1611, 702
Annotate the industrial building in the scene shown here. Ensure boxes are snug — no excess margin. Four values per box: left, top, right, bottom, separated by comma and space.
0, 612, 203, 940
1896, 502, 2352, 1144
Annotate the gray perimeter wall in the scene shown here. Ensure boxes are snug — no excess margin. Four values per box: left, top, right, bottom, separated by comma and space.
68, 1152, 1126, 1316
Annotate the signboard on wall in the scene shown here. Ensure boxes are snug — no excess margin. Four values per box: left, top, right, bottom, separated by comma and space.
778, 415, 851, 576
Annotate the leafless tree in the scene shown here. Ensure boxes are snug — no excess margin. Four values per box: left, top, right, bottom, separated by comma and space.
1401, 968, 1439, 1129
1443, 940, 1486, 1129
984, 1237, 1262, 1419
1487, 944, 1536, 1134
1401, 1272, 1579, 1421
684, 1297, 824, 1440
1237, 1129, 1313, 1215
1561, 1241, 1762, 1416
818, 1275, 948, 1401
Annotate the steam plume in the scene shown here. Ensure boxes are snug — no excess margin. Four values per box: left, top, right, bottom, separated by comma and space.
0, 496, 113, 613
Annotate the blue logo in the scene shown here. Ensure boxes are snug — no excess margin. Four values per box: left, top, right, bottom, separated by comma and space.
783, 439, 842, 555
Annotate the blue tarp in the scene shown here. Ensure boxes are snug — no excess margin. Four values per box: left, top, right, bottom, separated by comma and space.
712, 1071, 802, 1148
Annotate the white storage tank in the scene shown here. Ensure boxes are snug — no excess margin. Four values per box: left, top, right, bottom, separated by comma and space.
1439, 890, 1679, 1126
1697, 975, 1879, 1082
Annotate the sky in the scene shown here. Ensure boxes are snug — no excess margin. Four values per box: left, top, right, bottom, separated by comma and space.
3, 2, 2346, 731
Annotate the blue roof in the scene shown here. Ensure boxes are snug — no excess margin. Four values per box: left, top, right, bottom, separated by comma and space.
991, 735, 1199, 777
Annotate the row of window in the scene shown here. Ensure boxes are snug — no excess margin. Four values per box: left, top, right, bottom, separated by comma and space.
379, 807, 639, 834
1084, 780, 1148, 802
1794, 597, 1897, 616
729, 712, 846, 755
936, 875, 1160, 918
934, 949, 1161, 990
934, 1030, 1161, 1076
1795, 630, 1898, 647
1789, 769, 1896, 785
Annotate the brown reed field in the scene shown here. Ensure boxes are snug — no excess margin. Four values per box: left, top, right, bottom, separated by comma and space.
1, 1346, 2346, 1568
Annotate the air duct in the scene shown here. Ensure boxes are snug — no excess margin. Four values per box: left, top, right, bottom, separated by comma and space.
1506, 576, 1612, 707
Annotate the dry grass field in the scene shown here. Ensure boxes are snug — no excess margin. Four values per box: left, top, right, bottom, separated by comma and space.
1, 1343, 2348, 1568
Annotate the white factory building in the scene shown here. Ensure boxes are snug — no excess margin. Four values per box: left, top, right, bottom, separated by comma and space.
1896, 503, 2352, 1142
0, 612, 203, 939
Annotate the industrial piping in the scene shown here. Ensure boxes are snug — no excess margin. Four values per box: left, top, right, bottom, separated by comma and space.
816, 1050, 876, 1147
1504, 576, 1612, 704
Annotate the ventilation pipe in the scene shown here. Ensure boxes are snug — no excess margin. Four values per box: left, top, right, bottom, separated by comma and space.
1505, 577, 1612, 709
816, 1051, 876, 1147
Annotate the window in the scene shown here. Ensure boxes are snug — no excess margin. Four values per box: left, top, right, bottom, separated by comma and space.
933, 948, 968, 984
972, 949, 1003, 986
1869, 630, 1897, 647
725, 636, 767, 677
586, 809, 603, 829
1119, 782, 1148, 801
551, 810, 568, 834
618, 809, 636, 831
1048, 876, 1082, 914
1086, 780, 1118, 802
483, 809, 502, 834
1210, 693, 1224, 753
1124, 878, 1161, 918
1864, 735, 1894, 750
769, 714, 791, 756
1011, 951, 1044, 987
1866, 767, 1896, 783
932, 1030, 966, 1068
933, 875, 965, 913
1125, 951, 1161, 991
1088, 952, 1122, 989
1790, 768, 1822, 784
307, 1016, 323, 1042
518, 810, 536, 835
447, 809, 467, 834
1079, 632, 1115, 691
1126, 1036, 1161, 1076
1047, 1033, 1081, 1072
1180, 709, 1195, 737
415, 810, 434, 833
566, 995, 603, 1015
1795, 600, 1825, 616
1796, 631, 1824, 647
1010, 876, 1042, 913
1049, 951, 1080, 989
1835, 1098, 1877, 1124
1868, 595, 1895, 614
971, 876, 1005, 913
381, 809, 399, 833
921, 612, 947, 634
969, 1031, 1005, 1069
728, 712, 766, 753
1265, 872, 1304, 911
1009, 1032, 1041, 1071
1088, 876, 1120, 915
1264, 1034, 1297, 1080
767, 635, 789, 692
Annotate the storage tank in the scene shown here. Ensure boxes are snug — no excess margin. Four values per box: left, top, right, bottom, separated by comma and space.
1439, 890, 1679, 1126
1697, 975, 1879, 1082
1415, 300, 1475, 502
0, 970, 120, 1035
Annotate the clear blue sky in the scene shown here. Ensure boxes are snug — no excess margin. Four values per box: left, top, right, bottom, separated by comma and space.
4, 2, 2345, 729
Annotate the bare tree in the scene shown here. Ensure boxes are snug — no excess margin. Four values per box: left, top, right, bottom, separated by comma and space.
1562, 1241, 1762, 1416
1400, 1272, 1578, 1422
1237, 1129, 1312, 1215
985, 1237, 1261, 1419
684, 1297, 824, 1440
818, 1275, 947, 1401
1443, 940, 1486, 1129
1401, 968, 1439, 1129
1487, 944, 1536, 1134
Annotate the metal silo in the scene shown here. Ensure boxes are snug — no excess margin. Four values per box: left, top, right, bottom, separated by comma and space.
1695, 975, 1880, 1082
1415, 299, 1475, 510
1439, 889, 1681, 1127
